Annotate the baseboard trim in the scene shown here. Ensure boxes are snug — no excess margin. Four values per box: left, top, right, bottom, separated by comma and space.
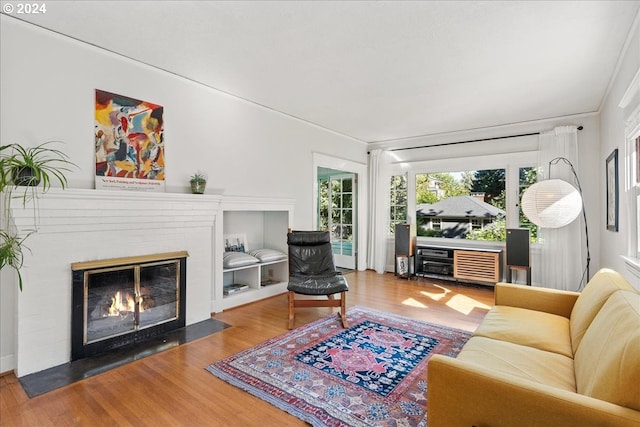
1, 354, 15, 375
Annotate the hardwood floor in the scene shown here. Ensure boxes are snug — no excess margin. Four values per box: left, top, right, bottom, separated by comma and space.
0, 270, 494, 427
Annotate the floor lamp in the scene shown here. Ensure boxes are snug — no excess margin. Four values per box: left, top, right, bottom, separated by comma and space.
521, 157, 591, 289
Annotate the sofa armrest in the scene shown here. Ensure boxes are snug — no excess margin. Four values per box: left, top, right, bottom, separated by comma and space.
427, 355, 640, 427
494, 282, 580, 318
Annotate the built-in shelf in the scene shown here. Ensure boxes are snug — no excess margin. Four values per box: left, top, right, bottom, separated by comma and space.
223, 259, 288, 293
212, 196, 295, 312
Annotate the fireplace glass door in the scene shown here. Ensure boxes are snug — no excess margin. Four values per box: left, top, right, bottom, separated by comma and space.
84, 260, 180, 345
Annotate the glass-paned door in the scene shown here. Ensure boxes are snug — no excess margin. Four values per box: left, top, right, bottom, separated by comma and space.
318, 170, 356, 269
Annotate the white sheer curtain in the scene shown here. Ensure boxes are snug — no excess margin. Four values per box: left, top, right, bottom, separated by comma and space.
367, 149, 391, 274
537, 125, 585, 290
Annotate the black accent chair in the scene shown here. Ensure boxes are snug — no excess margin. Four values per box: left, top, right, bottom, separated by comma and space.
287, 230, 348, 329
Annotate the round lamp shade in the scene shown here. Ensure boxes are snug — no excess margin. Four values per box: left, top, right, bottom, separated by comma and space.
521, 179, 582, 228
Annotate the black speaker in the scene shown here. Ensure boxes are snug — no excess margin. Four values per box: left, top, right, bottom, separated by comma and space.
395, 223, 415, 279
395, 223, 414, 256
506, 228, 530, 267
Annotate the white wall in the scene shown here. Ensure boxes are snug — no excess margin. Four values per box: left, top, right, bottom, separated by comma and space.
0, 16, 366, 373
599, 14, 640, 289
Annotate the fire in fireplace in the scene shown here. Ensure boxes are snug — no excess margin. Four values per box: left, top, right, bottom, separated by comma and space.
71, 252, 188, 360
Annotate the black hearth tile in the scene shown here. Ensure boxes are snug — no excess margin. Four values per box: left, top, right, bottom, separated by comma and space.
18, 318, 230, 398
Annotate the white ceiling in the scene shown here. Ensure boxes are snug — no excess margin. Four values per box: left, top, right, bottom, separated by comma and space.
8, 1, 640, 143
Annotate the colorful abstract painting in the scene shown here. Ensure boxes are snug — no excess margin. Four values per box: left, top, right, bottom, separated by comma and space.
94, 89, 165, 191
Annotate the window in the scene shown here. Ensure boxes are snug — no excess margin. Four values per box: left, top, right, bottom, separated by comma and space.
318, 173, 354, 256
637, 193, 640, 259
631, 136, 640, 187
619, 72, 640, 270
389, 175, 407, 234
388, 146, 538, 243
318, 179, 329, 231
416, 170, 507, 241
330, 176, 354, 256
628, 133, 640, 259
519, 166, 539, 243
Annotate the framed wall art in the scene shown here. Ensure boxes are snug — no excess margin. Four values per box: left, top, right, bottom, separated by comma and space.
94, 89, 165, 191
606, 148, 619, 231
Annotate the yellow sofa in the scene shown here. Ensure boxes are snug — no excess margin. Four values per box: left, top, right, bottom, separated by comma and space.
427, 268, 640, 427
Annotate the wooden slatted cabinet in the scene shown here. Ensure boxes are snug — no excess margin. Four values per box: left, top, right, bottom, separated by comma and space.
454, 249, 501, 284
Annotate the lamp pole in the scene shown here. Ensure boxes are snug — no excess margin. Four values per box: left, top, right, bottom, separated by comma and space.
548, 157, 591, 287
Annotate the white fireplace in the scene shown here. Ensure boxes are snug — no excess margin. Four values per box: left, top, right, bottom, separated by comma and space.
9, 188, 221, 377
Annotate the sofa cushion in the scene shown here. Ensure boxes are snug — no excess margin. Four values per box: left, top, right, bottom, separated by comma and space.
574, 290, 640, 411
473, 305, 573, 358
457, 336, 576, 392
570, 268, 635, 353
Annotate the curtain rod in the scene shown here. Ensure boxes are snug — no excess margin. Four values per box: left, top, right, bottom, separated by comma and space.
385, 126, 583, 152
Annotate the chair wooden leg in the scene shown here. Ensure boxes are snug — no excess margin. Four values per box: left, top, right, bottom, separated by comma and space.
289, 290, 347, 329
288, 291, 295, 329
340, 291, 348, 328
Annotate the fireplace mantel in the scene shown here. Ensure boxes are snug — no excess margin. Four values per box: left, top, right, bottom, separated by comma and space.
71, 251, 190, 271
11, 188, 222, 234
10, 188, 222, 377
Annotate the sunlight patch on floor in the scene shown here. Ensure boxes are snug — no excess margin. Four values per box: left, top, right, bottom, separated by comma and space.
401, 298, 428, 308
445, 294, 491, 315
402, 284, 491, 314
419, 284, 451, 301
402, 284, 451, 308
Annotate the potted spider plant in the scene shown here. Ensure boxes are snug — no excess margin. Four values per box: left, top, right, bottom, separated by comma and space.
0, 230, 31, 291
0, 141, 77, 290
189, 171, 207, 194
3, 141, 76, 189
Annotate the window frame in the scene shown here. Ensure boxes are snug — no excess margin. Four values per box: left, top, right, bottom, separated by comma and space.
624, 118, 640, 259
389, 174, 408, 235
618, 69, 640, 275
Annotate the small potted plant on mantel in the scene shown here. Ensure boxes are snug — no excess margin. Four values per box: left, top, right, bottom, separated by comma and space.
0, 141, 77, 290
189, 171, 207, 194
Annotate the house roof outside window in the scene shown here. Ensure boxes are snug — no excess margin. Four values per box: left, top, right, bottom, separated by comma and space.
416, 195, 505, 220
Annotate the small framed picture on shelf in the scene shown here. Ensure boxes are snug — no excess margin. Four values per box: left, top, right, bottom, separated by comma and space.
224, 234, 248, 252
606, 148, 619, 232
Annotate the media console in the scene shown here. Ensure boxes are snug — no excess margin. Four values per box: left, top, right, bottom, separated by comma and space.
415, 244, 502, 286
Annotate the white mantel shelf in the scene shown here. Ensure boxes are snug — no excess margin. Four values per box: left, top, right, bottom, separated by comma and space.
10, 188, 222, 233
221, 194, 296, 211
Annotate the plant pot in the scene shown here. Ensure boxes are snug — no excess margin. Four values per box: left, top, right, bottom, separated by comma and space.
11, 166, 40, 186
190, 180, 206, 194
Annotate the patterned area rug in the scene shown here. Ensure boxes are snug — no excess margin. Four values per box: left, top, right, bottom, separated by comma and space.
206, 306, 472, 427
